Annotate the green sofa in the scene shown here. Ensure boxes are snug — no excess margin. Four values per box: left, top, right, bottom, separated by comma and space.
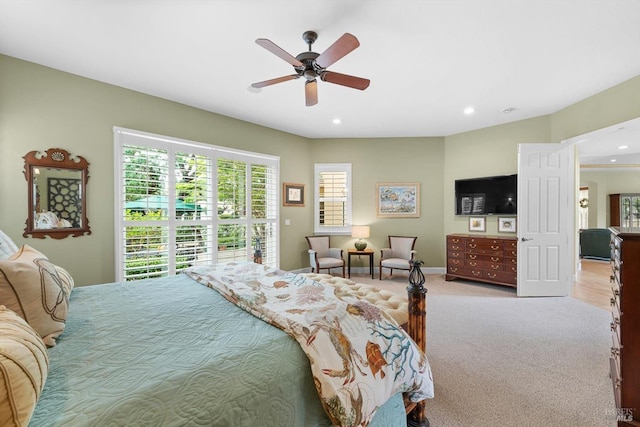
579, 228, 611, 260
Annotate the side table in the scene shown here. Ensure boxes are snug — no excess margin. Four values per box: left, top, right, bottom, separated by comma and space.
347, 249, 374, 279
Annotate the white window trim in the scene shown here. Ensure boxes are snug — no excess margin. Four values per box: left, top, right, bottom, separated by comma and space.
113, 126, 280, 281
314, 163, 352, 235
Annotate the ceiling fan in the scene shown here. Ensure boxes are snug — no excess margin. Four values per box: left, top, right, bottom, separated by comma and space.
251, 31, 370, 106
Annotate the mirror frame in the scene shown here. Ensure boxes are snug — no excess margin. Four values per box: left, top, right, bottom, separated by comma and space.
23, 148, 91, 239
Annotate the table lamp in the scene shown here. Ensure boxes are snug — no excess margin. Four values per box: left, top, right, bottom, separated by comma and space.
351, 225, 370, 251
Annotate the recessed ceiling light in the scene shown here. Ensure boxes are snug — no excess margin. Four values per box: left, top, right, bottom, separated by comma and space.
332, 118, 341, 125
611, 159, 617, 162
618, 145, 629, 150
464, 107, 475, 115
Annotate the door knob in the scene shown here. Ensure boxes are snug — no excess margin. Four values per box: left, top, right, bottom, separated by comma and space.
521, 237, 533, 242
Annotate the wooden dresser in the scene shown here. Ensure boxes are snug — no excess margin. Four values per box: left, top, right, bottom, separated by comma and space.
445, 234, 517, 288
609, 227, 640, 426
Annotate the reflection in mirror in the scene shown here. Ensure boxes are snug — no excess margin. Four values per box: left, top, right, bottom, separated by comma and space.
23, 148, 91, 239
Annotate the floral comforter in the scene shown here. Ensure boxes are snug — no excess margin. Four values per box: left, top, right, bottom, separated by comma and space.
183, 261, 434, 427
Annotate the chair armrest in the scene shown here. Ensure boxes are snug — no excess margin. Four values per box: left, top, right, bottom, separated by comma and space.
308, 249, 318, 267
409, 250, 417, 261
380, 248, 392, 259
328, 248, 343, 259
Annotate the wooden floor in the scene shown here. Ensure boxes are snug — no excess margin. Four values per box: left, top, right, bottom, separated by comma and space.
572, 258, 612, 310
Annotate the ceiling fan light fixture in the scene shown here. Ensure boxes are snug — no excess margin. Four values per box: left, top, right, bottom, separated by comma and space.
303, 69, 317, 81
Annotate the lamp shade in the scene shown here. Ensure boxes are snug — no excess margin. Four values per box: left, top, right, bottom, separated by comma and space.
351, 225, 370, 239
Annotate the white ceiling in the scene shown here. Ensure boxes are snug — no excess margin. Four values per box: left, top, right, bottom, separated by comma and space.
1, 0, 639, 164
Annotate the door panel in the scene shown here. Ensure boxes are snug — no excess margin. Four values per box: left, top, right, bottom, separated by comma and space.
517, 143, 574, 297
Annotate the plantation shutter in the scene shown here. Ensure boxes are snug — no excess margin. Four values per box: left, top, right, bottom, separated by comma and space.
314, 163, 352, 234
115, 127, 279, 282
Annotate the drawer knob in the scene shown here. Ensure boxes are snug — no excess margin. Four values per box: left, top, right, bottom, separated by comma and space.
469, 255, 477, 259
469, 244, 476, 248
491, 245, 499, 250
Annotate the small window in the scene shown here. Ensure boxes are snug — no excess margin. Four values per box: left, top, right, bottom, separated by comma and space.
314, 163, 352, 234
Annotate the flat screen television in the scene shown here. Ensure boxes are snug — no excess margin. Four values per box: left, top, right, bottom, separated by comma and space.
455, 174, 517, 215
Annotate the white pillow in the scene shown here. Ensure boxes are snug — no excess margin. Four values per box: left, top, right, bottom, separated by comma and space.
0, 229, 19, 260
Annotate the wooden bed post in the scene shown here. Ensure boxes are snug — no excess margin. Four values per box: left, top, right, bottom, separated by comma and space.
406, 260, 429, 427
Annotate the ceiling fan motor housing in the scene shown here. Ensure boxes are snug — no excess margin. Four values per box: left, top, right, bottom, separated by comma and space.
295, 51, 323, 81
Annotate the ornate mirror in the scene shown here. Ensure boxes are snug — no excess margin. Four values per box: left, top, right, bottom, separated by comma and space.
23, 148, 91, 239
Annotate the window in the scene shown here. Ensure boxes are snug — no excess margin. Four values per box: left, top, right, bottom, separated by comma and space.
114, 127, 278, 281
314, 163, 352, 234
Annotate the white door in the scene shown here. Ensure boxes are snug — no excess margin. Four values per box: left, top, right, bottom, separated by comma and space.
517, 143, 574, 297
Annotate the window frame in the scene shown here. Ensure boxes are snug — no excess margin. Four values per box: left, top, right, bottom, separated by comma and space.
313, 163, 352, 235
114, 127, 279, 281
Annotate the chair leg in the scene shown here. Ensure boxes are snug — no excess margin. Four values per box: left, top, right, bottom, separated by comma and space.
341, 264, 345, 278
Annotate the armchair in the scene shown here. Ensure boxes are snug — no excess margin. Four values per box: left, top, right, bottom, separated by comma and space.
305, 235, 345, 277
379, 236, 417, 279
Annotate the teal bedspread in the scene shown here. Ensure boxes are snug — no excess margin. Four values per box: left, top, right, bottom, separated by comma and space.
31, 273, 407, 426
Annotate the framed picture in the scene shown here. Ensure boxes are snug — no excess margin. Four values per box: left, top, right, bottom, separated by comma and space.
469, 217, 486, 232
498, 217, 517, 233
376, 182, 420, 218
283, 182, 305, 206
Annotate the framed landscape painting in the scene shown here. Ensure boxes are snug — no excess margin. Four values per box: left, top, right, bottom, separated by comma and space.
376, 182, 420, 218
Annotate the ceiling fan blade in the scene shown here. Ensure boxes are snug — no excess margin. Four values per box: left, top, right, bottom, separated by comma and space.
321, 71, 370, 90
315, 33, 360, 69
255, 38, 303, 67
251, 74, 299, 89
305, 80, 318, 106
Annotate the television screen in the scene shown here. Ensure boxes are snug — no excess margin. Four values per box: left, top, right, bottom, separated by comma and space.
455, 174, 517, 215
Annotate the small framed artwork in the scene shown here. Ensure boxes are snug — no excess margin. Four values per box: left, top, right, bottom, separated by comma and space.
376, 182, 421, 218
469, 217, 486, 232
283, 182, 305, 206
498, 217, 517, 233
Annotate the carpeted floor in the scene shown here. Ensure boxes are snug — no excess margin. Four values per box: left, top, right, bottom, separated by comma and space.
349, 273, 617, 427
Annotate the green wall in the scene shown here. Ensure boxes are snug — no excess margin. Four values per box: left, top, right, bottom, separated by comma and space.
443, 116, 551, 235
309, 137, 445, 271
1, 54, 639, 286
0, 55, 311, 285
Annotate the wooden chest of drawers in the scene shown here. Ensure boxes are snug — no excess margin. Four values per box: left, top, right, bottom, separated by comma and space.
445, 234, 517, 288
609, 227, 640, 426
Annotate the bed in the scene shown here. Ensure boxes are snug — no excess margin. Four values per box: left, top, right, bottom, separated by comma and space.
1, 249, 433, 427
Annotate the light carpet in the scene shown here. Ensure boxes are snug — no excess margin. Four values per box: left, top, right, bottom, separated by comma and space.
348, 273, 617, 427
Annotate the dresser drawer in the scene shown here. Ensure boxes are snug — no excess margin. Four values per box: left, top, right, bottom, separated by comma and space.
448, 257, 464, 267
609, 358, 622, 409
447, 265, 472, 276
467, 241, 503, 254
466, 253, 502, 263
448, 242, 465, 251
447, 236, 466, 245
448, 250, 465, 259
485, 270, 516, 285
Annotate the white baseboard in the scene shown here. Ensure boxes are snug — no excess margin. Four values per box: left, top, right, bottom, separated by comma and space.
289, 266, 446, 276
